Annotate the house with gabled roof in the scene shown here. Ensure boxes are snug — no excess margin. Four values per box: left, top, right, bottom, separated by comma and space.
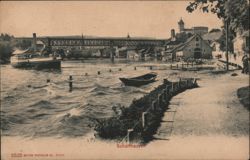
171, 34, 213, 60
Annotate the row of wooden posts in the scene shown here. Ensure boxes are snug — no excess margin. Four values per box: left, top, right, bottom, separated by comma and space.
45, 64, 190, 92
170, 62, 197, 70
125, 78, 197, 144
46, 66, 158, 92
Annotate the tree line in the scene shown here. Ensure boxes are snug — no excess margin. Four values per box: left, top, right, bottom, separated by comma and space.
0, 33, 32, 64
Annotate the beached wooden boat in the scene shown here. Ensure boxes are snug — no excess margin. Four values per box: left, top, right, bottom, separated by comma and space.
119, 72, 157, 86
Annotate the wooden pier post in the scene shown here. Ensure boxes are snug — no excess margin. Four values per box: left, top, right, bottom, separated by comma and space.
179, 78, 182, 88
85, 73, 88, 76
97, 71, 101, 75
163, 89, 167, 102
171, 82, 174, 93
109, 69, 112, 72
69, 75, 73, 92
166, 85, 170, 96
127, 129, 134, 144
193, 78, 197, 85
47, 79, 50, 83
119, 68, 122, 71
151, 101, 156, 111
134, 67, 137, 70
170, 64, 172, 69
142, 112, 147, 128
157, 94, 161, 108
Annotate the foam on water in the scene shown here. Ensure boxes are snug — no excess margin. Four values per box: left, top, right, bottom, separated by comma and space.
1, 61, 162, 138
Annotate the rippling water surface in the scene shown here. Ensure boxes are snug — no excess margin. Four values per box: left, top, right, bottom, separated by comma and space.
1, 60, 188, 138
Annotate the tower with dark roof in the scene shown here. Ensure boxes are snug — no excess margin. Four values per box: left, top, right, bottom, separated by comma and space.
178, 18, 185, 33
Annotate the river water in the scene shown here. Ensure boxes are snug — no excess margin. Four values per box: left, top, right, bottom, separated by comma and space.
1, 59, 193, 138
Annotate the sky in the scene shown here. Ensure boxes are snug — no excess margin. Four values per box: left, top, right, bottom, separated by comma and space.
0, 1, 223, 39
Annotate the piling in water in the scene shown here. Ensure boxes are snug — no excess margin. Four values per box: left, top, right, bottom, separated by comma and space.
69, 75, 73, 92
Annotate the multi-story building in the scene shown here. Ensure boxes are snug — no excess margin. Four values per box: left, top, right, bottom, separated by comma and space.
178, 18, 208, 35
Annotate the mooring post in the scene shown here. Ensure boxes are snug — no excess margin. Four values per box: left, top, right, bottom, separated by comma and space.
150, 66, 153, 70
184, 80, 188, 88
177, 79, 180, 89
134, 67, 137, 70
170, 64, 172, 69
171, 82, 174, 93
85, 73, 88, 76
186, 79, 189, 87
151, 100, 156, 111
166, 85, 169, 95
47, 79, 50, 83
119, 68, 122, 71
157, 94, 161, 108
69, 75, 73, 92
188, 79, 191, 87
142, 112, 147, 128
97, 71, 101, 75
193, 78, 197, 85
127, 129, 134, 144
163, 89, 167, 102
177, 64, 178, 69
160, 93, 163, 105
179, 78, 182, 88
109, 69, 112, 72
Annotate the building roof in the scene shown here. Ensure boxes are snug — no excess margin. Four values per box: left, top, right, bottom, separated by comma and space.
178, 18, 184, 25
165, 40, 182, 46
171, 34, 212, 52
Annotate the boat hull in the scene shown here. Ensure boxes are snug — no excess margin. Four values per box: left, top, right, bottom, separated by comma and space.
119, 72, 157, 87
11, 59, 61, 70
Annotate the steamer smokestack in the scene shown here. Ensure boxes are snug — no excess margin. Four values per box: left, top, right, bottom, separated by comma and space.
32, 33, 37, 53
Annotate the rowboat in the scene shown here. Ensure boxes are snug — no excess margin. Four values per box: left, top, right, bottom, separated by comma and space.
119, 72, 157, 87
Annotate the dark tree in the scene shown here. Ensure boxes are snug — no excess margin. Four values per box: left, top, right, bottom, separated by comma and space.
186, 0, 249, 33
0, 33, 15, 63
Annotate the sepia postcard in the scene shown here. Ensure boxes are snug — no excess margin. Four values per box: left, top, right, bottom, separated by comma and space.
0, 0, 249, 159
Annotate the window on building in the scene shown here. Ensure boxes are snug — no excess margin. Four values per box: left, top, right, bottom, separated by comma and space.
196, 37, 199, 41
196, 43, 199, 47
